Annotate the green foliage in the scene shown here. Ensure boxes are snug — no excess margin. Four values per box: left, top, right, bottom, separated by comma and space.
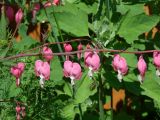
1, 0, 160, 120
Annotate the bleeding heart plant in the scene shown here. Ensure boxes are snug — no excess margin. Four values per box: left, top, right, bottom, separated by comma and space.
137, 55, 147, 84
16, 105, 21, 120
112, 54, 128, 82
34, 60, 50, 88
84, 52, 100, 78
11, 62, 25, 87
63, 60, 82, 85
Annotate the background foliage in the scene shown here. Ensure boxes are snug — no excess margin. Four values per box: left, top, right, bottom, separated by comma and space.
1, 0, 160, 120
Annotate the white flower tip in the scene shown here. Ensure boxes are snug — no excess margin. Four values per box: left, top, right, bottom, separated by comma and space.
88, 68, 93, 78
138, 75, 143, 84
156, 69, 160, 77
70, 78, 75, 86
117, 71, 123, 82
39, 75, 45, 88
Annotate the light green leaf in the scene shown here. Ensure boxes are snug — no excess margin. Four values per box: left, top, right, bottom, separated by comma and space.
74, 74, 97, 104
8, 82, 22, 97
141, 64, 160, 102
118, 14, 159, 43
50, 56, 63, 85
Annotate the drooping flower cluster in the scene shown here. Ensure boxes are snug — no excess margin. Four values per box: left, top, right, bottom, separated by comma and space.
15, 103, 26, 120
10, 43, 160, 88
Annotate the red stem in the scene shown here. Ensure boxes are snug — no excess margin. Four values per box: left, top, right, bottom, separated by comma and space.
0, 49, 160, 61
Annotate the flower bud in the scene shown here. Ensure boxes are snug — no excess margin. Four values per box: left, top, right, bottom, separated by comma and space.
15, 8, 23, 24
77, 43, 83, 59
42, 46, 53, 62
137, 55, 147, 84
6, 6, 14, 22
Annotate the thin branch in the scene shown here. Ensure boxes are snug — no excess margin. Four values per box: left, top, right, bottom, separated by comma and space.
20, 38, 91, 54
1, 49, 160, 61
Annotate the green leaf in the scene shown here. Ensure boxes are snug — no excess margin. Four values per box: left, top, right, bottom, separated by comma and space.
60, 103, 75, 120
50, 56, 63, 85
141, 64, 160, 102
37, 3, 89, 36
74, 74, 97, 104
63, 82, 73, 97
8, 82, 22, 97
117, 4, 144, 17
121, 49, 137, 68
54, 10, 88, 36
118, 14, 159, 43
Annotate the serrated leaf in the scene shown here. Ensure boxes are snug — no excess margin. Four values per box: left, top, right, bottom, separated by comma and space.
60, 103, 75, 120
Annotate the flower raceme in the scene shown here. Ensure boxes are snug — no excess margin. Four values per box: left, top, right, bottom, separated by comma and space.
84, 52, 100, 78
16, 105, 21, 120
137, 55, 147, 84
34, 60, 50, 88
153, 51, 160, 76
11, 62, 25, 87
15, 8, 23, 24
112, 54, 128, 82
42, 46, 53, 62
15, 105, 26, 120
63, 60, 82, 85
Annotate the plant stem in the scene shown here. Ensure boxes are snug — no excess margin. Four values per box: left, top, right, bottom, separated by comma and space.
78, 103, 83, 120
98, 75, 105, 120
105, 0, 110, 20
44, 4, 65, 61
